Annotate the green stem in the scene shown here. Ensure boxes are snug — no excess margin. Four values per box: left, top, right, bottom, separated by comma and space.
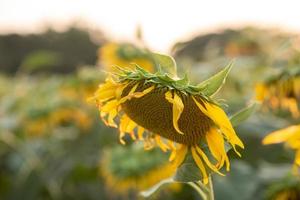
188, 182, 207, 200
188, 175, 215, 200
207, 176, 215, 200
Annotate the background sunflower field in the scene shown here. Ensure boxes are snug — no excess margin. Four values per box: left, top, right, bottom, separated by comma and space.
1, 1, 300, 199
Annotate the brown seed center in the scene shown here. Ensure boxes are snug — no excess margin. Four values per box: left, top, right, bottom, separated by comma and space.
121, 81, 212, 145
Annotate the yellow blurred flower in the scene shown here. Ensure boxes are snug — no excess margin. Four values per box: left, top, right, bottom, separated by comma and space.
272, 189, 300, 200
49, 108, 91, 131
99, 43, 155, 72
24, 107, 91, 136
263, 125, 300, 173
255, 71, 300, 118
25, 118, 49, 137
100, 144, 178, 195
267, 176, 300, 200
90, 66, 244, 184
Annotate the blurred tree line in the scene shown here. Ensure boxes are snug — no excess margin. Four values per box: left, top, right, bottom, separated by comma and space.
0, 27, 105, 74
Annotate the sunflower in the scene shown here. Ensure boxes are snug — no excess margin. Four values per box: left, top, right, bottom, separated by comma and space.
272, 189, 300, 200
266, 176, 300, 200
100, 143, 178, 195
263, 125, 300, 173
90, 66, 244, 184
255, 69, 300, 118
99, 43, 155, 72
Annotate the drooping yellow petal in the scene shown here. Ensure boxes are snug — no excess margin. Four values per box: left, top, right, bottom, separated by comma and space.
168, 141, 178, 162
107, 110, 118, 128
262, 125, 300, 145
171, 145, 188, 168
137, 127, 144, 140
126, 120, 137, 140
165, 91, 184, 135
194, 146, 225, 176
116, 82, 128, 99
143, 137, 155, 150
192, 97, 244, 155
206, 127, 230, 171
94, 89, 116, 101
155, 135, 169, 152
191, 147, 208, 184
119, 85, 155, 104
119, 114, 131, 144
101, 100, 118, 113
295, 149, 300, 166
130, 85, 155, 98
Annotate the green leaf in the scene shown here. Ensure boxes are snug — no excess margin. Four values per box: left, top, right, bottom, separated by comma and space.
151, 53, 177, 77
173, 152, 202, 182
197, 62, 234, 96
140, 178, 174, 197
230, 102, 259, 127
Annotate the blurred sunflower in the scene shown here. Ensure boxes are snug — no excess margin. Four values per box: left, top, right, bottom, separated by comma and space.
100, 144, 178, 195
99, 43, 155, 72
263, 125, 300, 173
272, 189, 300, 200
24, 107, 91, 136
266, 176, 300, 200
48, 107, 91, 131
255, 68, 300, 118
90, 65, 244, 184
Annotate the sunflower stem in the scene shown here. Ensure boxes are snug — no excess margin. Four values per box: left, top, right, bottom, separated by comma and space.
207, 175, 215, 200
188, 182, 207, 200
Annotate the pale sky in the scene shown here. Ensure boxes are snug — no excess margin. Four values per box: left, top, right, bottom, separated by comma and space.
1, 0, 300, 52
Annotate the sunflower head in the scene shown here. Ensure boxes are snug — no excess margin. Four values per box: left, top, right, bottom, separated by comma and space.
266, 176, 300, 200
98, 43, 155, 72
255, 67, 300, 118
90, 58, 245, 184
100, 143, 177, 195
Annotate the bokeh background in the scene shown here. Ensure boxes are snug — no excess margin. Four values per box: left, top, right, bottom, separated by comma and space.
1, 0, 300, 199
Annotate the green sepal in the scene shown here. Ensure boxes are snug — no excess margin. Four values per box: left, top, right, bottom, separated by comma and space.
151, 53, 177, 78
230, 102, 259, 127
196, 61, 234, 97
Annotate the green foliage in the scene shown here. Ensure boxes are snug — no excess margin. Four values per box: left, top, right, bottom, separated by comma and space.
196, 61, 233, 96
20, 50, 61, 72
0, 27, 102, 74
230, 102, 259, 127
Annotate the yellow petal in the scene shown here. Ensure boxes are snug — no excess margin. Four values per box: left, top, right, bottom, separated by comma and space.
155, 135, 169, 152
101, 100, 118, 113
169, 149, 177, 162
206, 127, 230, 171
126, 120, 137, 140
165, 91, 184, 135
119, 114, 130, 143
130, 85, 155, 98
262, 125, 300, 145
116, 82, 128, 99
194, 146, 225, 176
107, 110, 118, 128
191, 147, 208, 184
94, 89, 116, 101
192, 97, 244, 153
295, 149, 300, 166
137, 127, 144, 140
172, 145, 188, 168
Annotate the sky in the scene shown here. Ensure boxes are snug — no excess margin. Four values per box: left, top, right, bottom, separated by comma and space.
1, 0, 300, 52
